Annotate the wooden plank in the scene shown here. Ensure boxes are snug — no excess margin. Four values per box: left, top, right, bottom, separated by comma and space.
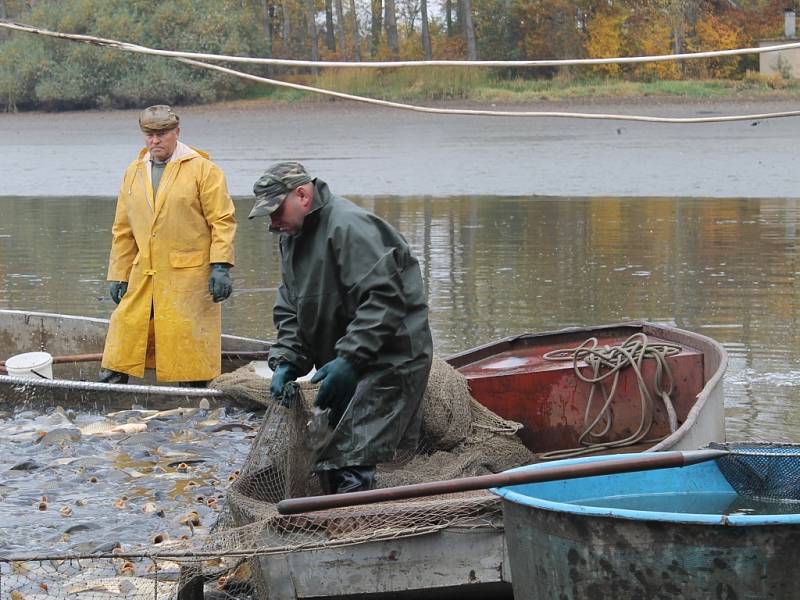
257, 526, 511, 599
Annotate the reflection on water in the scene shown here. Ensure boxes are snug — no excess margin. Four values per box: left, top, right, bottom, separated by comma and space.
2, 195, 800, 441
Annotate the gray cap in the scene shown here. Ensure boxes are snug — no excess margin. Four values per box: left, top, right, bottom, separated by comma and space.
249, 161, 312, 219
139, 105, 180, 133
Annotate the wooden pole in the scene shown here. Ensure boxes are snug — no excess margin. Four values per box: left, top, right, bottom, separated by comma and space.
276, 449, 729, 515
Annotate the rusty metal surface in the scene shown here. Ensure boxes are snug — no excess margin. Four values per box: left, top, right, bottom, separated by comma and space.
446, 322, 727, 453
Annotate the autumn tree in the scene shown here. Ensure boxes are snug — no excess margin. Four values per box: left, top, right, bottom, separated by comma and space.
371, 0, 382, 56
462, 0, 477, 59
281, 1, 292, 57
334, 0, 346, 57
259, 0, 274, 77
420, 0, 432, 59
305, 0, 319, 73
350, 0, 362, 60
585, 4, 628, 76
385, 0, 399, 58
473, 0, 517, 61
445, 0, 453, 36
687, 10, 743, 77
629, 15, 680, 79
325, 0, 336, 51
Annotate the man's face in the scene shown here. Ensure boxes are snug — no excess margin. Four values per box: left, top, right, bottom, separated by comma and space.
144, 127, 179, 162
270, 186, 311, 235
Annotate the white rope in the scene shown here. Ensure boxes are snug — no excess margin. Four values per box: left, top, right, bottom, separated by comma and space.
538, 334, 682, 461
1, 19, 798, 68
177, 57, 800, 123
3, 19, 800, 123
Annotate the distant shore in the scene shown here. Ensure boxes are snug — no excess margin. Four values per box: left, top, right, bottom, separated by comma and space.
244, 75, 800, 105
192, 90, 800, 117
7, 74, 800, 116
2, 97, 799, 198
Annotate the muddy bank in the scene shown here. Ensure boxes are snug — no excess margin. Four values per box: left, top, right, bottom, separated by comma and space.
1, 98, 798, 198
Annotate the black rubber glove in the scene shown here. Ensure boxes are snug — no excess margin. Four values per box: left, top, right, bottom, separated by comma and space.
109, 281, 128, 305
208, 263, 233, 303
311, 357, 359, 417
270, 362, 299, 405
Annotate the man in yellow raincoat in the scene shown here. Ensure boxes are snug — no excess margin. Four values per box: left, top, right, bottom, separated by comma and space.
99, 105, 236, 386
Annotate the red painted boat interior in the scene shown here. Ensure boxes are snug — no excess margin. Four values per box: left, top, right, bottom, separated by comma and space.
453, 329, 705, 454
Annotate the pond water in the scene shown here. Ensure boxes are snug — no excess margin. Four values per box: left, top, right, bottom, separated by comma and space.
2, 194, 800, 443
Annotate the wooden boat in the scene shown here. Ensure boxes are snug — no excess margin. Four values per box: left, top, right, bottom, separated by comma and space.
493, 446, 797, 599
253, 321, 728, 599
0, 309, 270, 412
0, 314, 726, 599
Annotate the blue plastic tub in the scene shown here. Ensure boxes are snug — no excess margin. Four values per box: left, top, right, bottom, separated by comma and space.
492, 452, 800, 599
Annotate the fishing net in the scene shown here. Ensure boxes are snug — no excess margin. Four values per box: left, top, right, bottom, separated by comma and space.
0, 358, 534, 599
710, 442, 800, 502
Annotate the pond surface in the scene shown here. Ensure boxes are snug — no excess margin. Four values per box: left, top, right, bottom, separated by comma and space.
2, 194, 800, 443
2, 100, 799, 198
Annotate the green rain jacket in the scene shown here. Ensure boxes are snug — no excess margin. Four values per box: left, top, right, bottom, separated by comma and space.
268, 179, 433, 471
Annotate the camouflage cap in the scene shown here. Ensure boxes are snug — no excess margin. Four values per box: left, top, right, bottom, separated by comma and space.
138, 105, 180, 133
249, 161, 313, 219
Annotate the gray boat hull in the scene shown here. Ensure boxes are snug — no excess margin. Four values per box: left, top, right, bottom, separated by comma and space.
0, 309, 270, 411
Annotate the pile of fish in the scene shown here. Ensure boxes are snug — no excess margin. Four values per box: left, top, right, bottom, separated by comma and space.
0, 402, 261, 598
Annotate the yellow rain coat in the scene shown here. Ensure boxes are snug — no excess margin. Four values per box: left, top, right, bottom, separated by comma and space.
101, 142, 236, 382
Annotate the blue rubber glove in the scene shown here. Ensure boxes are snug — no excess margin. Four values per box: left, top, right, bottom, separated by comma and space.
109, 281, 128, 304
270, 362, 299, 405
208, 263, 233, 303
311, 357, 360, 416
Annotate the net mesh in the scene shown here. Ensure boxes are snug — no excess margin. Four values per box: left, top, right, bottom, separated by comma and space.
710, 442, 800, 502
9, 378, 800, 598
0, 358, 533, 599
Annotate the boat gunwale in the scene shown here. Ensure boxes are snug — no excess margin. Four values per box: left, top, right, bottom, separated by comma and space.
491, 453, 800, 526
0, 308, 268, 397
2, 313, 727, 440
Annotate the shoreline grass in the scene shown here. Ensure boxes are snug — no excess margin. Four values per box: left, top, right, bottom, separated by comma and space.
239, 68, 800, 105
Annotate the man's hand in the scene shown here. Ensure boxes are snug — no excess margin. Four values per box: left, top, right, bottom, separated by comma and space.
109, 281, 128, 305
208, 263, 233, 303
270, 362, 299, 405
311, 357, 359, 416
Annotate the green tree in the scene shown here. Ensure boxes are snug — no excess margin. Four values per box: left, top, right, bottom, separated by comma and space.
0, 0, 265, 111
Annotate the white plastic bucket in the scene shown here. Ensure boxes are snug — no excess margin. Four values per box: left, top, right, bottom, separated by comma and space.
4, 351, 54, 379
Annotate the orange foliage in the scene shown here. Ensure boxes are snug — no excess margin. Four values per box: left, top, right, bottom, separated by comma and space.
630, 19, 680, 80
732, 0, 785, 43
585, 8, 628, 77
513, 0, 554, 60
512, 0, 586, 61
687, 12, 743, 78
431, 35, 467, 60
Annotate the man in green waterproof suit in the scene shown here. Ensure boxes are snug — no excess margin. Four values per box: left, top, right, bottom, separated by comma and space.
249, 161, 433, 494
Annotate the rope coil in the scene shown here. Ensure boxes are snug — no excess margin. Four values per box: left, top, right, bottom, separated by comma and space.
539, 333, 681, 460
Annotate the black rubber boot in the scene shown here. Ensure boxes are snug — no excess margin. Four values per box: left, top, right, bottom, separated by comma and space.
319, 466, 377, 495
98, 368, 129, 384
